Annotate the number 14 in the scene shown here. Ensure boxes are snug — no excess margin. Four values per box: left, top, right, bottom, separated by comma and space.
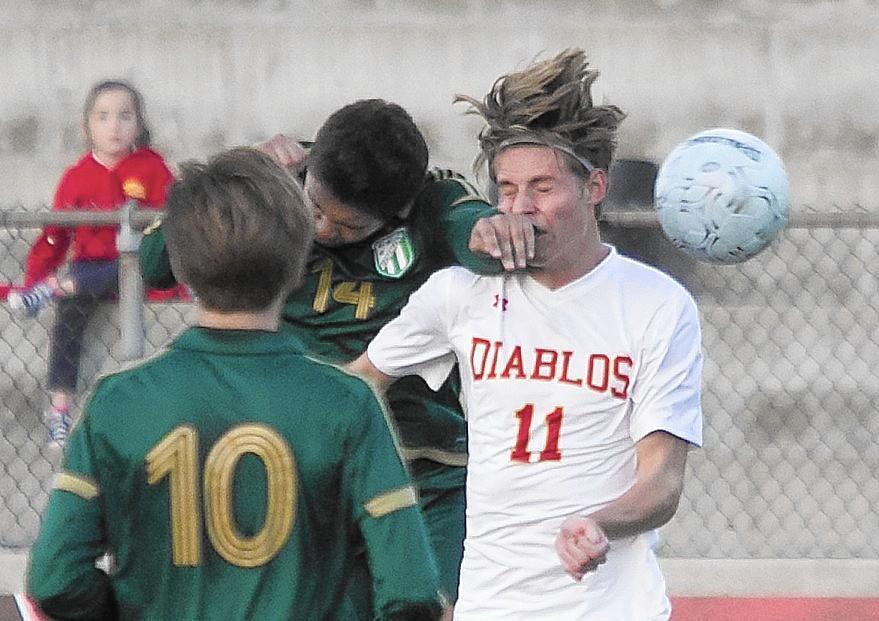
511, 404, 564, 462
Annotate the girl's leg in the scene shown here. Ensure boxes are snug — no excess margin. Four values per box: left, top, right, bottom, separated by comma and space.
36, 260, 118, 447
45, 296, 97, 448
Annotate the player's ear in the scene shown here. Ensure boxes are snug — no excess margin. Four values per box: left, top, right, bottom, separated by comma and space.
582, 169, 608, 206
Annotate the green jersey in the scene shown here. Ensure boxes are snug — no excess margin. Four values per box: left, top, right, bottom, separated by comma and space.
28, 328, 442, 620
141, 169, 500, 467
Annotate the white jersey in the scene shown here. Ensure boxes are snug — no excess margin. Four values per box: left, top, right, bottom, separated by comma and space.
367, 246, 703, 620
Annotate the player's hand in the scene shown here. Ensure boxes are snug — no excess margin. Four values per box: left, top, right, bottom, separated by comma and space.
555, 515, 610, 581
254, 134, 308, 172
469, 214, 536, 271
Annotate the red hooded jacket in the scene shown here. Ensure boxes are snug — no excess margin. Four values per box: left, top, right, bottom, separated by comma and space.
24, 147, 173, 286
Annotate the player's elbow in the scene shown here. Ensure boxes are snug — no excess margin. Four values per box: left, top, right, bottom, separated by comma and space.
652, 493, 681, 529
346, 353, 394, 391
649, 478, 685, 529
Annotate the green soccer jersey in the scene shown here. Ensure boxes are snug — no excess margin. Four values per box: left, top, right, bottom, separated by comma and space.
140, 169, 501, 467
28, 328, 442, 620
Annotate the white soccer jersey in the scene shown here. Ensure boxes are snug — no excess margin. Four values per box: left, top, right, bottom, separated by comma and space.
367, 246, 703, 620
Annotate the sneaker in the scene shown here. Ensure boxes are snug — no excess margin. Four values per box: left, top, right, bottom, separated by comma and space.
45, 407, 72, 449
8, 283, 55, 318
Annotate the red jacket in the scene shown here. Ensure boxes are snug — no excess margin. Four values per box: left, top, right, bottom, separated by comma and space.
24, 148, 173, 286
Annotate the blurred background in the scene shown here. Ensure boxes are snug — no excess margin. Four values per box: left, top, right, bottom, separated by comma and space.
1, 0, 878, 607
2, 0, 878, 206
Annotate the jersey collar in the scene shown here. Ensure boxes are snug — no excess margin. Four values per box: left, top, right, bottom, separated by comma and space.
520, 244, 618, 300
172, 326, 306, 356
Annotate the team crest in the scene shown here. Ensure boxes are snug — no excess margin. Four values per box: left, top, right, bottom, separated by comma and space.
373, 227, 416, 278
122, 178, 146, 200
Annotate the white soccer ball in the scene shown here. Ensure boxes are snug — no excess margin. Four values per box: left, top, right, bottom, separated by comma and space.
654, 128, 790, 264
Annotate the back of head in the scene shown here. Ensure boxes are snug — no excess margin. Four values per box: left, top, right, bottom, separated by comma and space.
455, 48, 626, 181
307, 99, 429, 221
164, 147, 315, 311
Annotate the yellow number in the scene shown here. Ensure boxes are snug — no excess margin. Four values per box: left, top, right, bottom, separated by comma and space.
311, 259, 376, 320
146, 426, 201, 566
312, 259, 333, 313
147, 425, 297, 568
332, 281, 375, 320
204, 425, 296, 567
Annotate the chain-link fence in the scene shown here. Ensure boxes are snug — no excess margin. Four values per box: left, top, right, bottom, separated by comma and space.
1, 209, 877, 562
600, 212, 879, 560
0, 209, 197, 549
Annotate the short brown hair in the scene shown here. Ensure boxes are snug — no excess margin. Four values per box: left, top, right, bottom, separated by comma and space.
164, 147, 315, 311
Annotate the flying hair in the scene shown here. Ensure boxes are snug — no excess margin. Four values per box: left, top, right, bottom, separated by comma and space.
454, 48, 626, 179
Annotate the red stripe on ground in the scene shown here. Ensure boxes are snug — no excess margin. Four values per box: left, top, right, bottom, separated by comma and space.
671, 597, 879, 621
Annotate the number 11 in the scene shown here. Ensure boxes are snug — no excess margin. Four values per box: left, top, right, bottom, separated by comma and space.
511, 404, 564, 462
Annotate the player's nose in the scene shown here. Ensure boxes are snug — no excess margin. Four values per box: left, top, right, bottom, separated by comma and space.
509, 190, 535, 215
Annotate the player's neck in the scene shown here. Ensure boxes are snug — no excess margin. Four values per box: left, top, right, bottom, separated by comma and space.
530, 241, 610, 291
197, 307, 281, 332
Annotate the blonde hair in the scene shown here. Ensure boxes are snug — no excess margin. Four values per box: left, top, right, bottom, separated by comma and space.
455, 49, 626, 179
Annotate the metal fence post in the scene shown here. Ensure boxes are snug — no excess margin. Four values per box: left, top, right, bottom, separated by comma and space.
117, 200, 145, 360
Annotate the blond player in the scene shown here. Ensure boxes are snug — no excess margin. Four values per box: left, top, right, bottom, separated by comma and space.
350, 49, 703, 620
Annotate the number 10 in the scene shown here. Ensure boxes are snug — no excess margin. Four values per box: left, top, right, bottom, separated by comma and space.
511, 404, 564, 462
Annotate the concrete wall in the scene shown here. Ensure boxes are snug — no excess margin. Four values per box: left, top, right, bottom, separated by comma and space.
0, 0, 877, 210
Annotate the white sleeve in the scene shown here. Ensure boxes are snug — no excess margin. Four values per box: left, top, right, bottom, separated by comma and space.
367, 269, 458, 391
629, 291, 703, 447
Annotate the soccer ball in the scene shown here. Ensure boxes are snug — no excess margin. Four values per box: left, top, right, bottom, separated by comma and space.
654, 128, 790, 264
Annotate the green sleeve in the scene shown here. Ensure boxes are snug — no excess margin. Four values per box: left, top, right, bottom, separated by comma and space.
27, 398, 117, 620
344, 388, 444, 619
425, 174, 504, 275
139, 218, 178, 288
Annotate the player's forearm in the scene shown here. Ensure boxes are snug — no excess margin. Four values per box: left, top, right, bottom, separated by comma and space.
28, 485, 116, 619
361, 498, 445, 619
587, 476, 683, 540
588, 431, 689, 540
444, 204, 505, 275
